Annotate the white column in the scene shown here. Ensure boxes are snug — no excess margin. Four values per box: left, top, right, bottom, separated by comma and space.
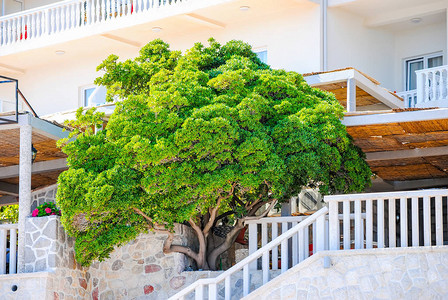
320, 0, 328, 72
18, 124, 32, 273
347, 78, 356, 112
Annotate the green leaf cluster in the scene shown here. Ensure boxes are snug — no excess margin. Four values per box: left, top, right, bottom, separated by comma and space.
56, 38, 371, 266
0, 205, 18, 224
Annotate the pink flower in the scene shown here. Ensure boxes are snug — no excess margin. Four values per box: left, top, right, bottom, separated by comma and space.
45, 208, 52, 214
51, 213, 55, 215
32, 209, 39, 217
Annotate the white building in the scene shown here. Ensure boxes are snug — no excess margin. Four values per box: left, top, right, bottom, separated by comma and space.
0, 0, 448, 299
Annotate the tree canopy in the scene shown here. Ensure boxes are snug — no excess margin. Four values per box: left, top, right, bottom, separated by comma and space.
56, 38, 371, 269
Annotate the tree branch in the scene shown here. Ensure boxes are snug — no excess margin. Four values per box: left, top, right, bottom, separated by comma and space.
245, 199, 277, 221
203, 183, 237, 237
163, 231, 199, 261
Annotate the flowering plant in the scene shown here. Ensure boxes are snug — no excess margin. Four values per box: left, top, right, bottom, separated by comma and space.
32, 202, 61, 217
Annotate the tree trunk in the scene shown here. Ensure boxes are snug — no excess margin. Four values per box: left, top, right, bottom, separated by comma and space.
207, 219, 245, 270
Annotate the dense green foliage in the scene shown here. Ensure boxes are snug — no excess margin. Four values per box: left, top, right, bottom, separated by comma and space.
0, 205, 18, 224
56, 39, 371, 267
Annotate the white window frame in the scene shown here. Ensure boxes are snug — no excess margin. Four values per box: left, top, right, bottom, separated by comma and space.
403, 51, 444, 91
79, 84, 107, 107
253, 46, 268, 64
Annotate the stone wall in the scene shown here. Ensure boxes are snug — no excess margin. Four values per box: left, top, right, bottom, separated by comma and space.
30, 184, 58, 214
244, 247, 448, 300
23, 213, 204, 299
24, 216, 69, 273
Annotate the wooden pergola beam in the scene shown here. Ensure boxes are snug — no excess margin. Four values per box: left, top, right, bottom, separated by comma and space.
365, 146, 448, 162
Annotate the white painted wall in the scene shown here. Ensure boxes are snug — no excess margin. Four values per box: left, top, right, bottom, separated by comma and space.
327, 7, 396, 90
13, 4, 321, 116
393, 21, 447, 91
327, 7, 446, 93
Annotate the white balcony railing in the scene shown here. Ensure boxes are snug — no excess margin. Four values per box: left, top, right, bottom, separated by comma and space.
0, 0, 183, 47
397, 89, 417, 108
0, 223, 18, 275
326, 189, 448, 250
397, 65, 448, 108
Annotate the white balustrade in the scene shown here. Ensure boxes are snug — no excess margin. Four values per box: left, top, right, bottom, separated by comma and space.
325, 189, 448, 251
415, 65, 448, 108
396, 90, 417, 108
168, 207, 329, 300
0, 223, 18, 275
0, 0, 186, 47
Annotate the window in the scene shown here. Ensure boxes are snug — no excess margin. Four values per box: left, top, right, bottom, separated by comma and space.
405, 53, 443, 91
81, 85, 107, 107
255, 49, 268, 64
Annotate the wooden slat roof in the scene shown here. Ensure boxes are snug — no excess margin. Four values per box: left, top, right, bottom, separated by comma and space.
347, 116, 448, 182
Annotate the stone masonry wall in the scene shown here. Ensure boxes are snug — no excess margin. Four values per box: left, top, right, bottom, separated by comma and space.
30, 184, 58, 214
24, 216, 69, 273
245, 247, 448, 300
23, 214, 200, 299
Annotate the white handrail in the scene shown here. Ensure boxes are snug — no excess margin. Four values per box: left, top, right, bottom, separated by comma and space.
169, 207, 329, 300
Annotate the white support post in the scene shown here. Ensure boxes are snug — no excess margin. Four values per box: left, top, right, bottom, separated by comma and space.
320, 0, 328, 71
347, 77, 356, 112
423, 196, 431, 246
195, 285, 203, 300
9, 228, 17, 274
271, 222, 278, 270
388, 198, 396, 248
328, 200, 339, 250
0, 229, 6, 274
315, 214, 325, 252
18, 124, 32, 273
377, 199, 384, 248
435, 196, 443, 246
343, 201, 350, 250
354, 200, 362, 249
248, 223, 257, 270
366, 199, 373, 249
243, 265, 250, 296
412, 197, 419, 246
400, 197, 408, 247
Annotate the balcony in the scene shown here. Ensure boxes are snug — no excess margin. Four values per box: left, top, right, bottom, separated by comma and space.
398, 65, 448, 109
0, 0, 232, 56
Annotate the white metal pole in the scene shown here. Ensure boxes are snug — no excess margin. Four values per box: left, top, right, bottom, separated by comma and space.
320, 0, 328, 72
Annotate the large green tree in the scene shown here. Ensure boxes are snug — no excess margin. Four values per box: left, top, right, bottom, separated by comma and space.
56, 39, 371, 270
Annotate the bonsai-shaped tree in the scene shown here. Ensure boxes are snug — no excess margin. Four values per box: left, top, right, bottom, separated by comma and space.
56, 39, 371, 270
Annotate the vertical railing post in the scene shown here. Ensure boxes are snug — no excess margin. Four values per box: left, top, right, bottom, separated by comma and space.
423, 196, 431, 246
248, 223, 257, 270
328, 199, 339, 250
10, 228, 17, 274
354, 200, 362, 249
416, 70, 424, 106
0, 229, 6, 274
315, 214, 325, 253
400, 197, 408, 247
343, 200, 350, 249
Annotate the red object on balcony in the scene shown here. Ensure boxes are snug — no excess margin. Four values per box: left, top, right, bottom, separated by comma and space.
19, 26, 28, 40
